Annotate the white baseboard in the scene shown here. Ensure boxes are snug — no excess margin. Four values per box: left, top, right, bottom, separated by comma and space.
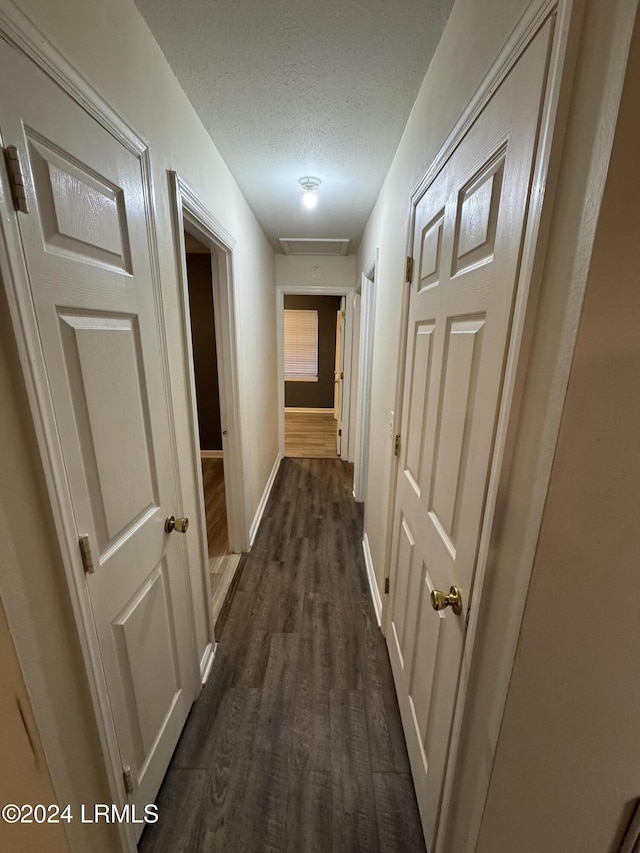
199, 641, 216, 685
285, 407, 334, 413
200, 449, 223, 458
362, 533, 382, 627
249, 453, 282, 547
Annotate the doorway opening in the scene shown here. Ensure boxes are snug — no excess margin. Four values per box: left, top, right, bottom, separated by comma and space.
172, 172, 248, 644
182, 229, 239, 625
282, 293, 343, 457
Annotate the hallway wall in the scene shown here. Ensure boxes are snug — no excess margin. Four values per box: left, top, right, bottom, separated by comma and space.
357, 0, 542, 612
275, 254, 356, 291
0, 0, 278, 849
476, 10, 640, 848
0, 288, 119, 851
275, 254, 357, 458
0, 596, 70, 853
356, 0, 639, 849
13, 0, 279, 547
3, 1, 638, 851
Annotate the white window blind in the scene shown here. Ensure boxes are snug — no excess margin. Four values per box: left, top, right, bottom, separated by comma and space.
284, 309, 318, 380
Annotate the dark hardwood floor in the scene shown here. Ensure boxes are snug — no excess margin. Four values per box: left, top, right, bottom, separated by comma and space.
140, 457, 426, 853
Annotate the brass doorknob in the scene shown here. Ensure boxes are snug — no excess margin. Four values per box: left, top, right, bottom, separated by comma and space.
430, 585, 462, 615
165, 515, 189, 533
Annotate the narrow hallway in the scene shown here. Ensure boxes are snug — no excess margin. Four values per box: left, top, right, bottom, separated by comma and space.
140, 458, 425, 852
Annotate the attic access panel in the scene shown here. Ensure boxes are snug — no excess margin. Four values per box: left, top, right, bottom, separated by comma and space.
279, 238, 349, 256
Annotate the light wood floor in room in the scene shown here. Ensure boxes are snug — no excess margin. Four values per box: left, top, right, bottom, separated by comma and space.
284, 410, 338, 458
140, 458, 425, 853
202, 457, 242, 625
201, 458, 229, 559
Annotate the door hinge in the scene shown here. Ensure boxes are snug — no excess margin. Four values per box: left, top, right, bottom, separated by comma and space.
394, 434, 401, 457
3, 146, 29, 214
338, 428, 342, 436
405, 255, 414, 283
384, 577, 390, 595
79, 534, 95, 574
122, 765, 134, 795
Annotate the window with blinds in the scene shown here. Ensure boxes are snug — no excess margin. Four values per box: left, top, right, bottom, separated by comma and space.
284, 309, 319, 381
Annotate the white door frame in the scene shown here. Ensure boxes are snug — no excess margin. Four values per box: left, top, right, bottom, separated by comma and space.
383, 0, 581, 849
353, 250, 377, 501
170, 173, 249, 584
276, 284, 355, 460
0, 7, 197, 853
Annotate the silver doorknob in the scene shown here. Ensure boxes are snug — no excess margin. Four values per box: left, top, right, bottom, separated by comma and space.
430, 585, 462, 615
165, 515, 189, 533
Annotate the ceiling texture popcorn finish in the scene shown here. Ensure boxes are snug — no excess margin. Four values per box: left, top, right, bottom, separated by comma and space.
134, 0, 454, 251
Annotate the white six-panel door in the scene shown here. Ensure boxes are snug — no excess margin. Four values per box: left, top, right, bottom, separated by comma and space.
0, 38, 196, 833
387, 20, 554, 850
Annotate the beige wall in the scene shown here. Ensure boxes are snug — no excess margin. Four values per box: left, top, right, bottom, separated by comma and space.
14, 0, 279, 654
476, 9, 640, 849
356, 0, 539, 597
0, 305, 118, 850
3, 0, 639, 851
356, 0, 638, 848
0, 597, 70, 853
275, 254, 356, 290
356, 0, 634, 600
1, 0, 278, 849
276, 254, 358, 457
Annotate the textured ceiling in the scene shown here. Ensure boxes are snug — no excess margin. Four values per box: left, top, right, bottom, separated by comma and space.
134, 0, 454, 252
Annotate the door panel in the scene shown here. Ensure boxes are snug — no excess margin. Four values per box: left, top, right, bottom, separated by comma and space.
452, 153, 504, 274
419, 212, 444, 289
27, 133, 132, 271
387, 21, 554, 850
405, 321, 435, 493
0, 39, 196, 831
58, 312, 158, 548
390, 515, 417, 664
430, 315, 485, 546
113, 560, 180, 765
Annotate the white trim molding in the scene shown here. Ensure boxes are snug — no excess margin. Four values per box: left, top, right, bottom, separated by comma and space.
362, 534, 382, 627
249, 453, 282, 547
276, 284, 356, 461
285, 406, 334, 413
199, 642, 216, 685
170, 171, 249, 561
0, 1, 147, 157
353, 250, 377, 501
378, 2, 632, 852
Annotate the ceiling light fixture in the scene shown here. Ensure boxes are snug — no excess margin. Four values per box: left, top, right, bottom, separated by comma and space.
299, 176, 321, 210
